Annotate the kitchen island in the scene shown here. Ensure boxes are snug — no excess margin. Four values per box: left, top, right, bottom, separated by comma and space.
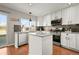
28, 31, 53, 55
15, 32, 28, 48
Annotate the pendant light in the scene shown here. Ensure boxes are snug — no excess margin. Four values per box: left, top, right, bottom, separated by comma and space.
28, 3, 32, 21
29, 11, 32, 21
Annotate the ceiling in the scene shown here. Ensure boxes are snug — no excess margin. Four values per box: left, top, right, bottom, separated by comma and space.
0, 3, 78, 16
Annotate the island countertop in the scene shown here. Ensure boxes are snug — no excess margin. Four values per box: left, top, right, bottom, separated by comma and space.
28, 31, 52, 37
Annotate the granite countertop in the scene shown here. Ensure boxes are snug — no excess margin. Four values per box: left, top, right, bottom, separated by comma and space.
15, 31, 34, 33
29, 31, 52, 37
61, 31, 79, 34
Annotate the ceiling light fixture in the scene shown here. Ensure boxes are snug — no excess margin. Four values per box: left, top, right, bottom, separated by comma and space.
68, 3, 72, 5
29, 11, 32, 21
28, 3, 32, 6
28, 3, 32, 21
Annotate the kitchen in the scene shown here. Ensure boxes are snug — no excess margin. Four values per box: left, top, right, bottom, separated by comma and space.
0, 3, 79, 55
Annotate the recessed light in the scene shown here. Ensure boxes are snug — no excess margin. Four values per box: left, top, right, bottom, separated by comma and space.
68, 3, 72, 5
28, 3, 32, 6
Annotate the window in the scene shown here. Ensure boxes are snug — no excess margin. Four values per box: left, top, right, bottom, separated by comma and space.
20, 18, 32, 32
20, 18, 31, 27
0, 13, 7, 46
0, 14, 7, 35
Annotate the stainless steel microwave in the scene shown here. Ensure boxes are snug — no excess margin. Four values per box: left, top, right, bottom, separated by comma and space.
51, 18, 62, 26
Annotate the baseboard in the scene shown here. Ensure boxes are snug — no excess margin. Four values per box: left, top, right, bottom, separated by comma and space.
61, 45, 79, 53
0, 43, 15, 48
6, 43, 15, 47
0, 43, 28, 49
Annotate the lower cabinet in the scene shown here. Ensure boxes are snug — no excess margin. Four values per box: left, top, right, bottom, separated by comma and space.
61, 33, 77, 50
42, 36, 52, 55
68, 34, 76, 49
19, 33, 28, 45
76, 34, 79, 50
29, 35, 42, 55
29, 34, 52, 55
15, 32, 28, 48
61, 33, 69, 48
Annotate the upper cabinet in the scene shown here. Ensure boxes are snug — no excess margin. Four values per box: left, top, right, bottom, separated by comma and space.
62, 5, 79, 25
62, 7, 70, 25
72, 5, 79, 24
55, 10, 62, 19
51, 10, 62, 20
51, 12, 55, 20
69, 5, 78, 24
43, 5, 79, 26
43, 14, 51, 26
37, 16, 43, 26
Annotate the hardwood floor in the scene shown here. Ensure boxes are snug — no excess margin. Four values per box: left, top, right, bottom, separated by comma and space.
0, 44, 79, 55
53, 45, 79, 55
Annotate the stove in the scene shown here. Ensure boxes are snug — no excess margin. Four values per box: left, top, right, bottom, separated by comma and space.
53, 32, 61, 46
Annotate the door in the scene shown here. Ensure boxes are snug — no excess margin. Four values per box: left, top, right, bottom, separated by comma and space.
29, 35, 42, 55
68, 34, 76, 49
62, 7, 70, 25
42, 36, 52, 55
51, 12, 55, 20
55, 10, 62, 19
0, 13, 7, 47
19, 33, 27, 45
43, 14, 51, 26
61, 33, 68, 47
76, 34, 79, 50
75, 5, 79, 24
69, 6, 77, 24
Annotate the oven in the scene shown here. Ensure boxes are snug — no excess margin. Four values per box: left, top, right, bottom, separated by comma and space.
53, 35, 60, 43
53, 32, 61, 46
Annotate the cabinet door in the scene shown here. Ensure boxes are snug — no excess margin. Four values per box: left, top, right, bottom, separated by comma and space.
43, 14, 51, 26
55, 10, 62, 19
43, 16, 47, 26
19, 33, 27, 45
42, 36, 52, 55
62, 8, 70, 25
69, 6, 77, 24
29, 35, 42, 55
68, 34, 76, 49
61, 33, 68, 47
75, 5, 79, 24
76, 34, 79, 50
51, 12, 56, 20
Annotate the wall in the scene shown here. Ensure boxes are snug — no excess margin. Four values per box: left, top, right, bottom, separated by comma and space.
0, 5, 37, 45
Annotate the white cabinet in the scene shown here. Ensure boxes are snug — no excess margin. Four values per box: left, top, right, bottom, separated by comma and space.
43, 14, 51, 26
73, 5, 79, 24
29, 33, 52, 55
62, 5, 79, 25
55, 10, 62, 19
61, 33, 69, 48
29, 35, 42, 55
62, 7, 70, 25
19, 33, 28, 45
42, 36, 52, 55
37, 16, 43, 26
51, 13, 56, 20
15, 32, 28, 48
52, 10, 62, 20
61, 33, 76, 49
69, 5, 78, 24
68, 34, 76, 49
76, 34, 79, 50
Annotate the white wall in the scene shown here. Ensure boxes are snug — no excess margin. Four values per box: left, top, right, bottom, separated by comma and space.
0, 5, 37, 45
